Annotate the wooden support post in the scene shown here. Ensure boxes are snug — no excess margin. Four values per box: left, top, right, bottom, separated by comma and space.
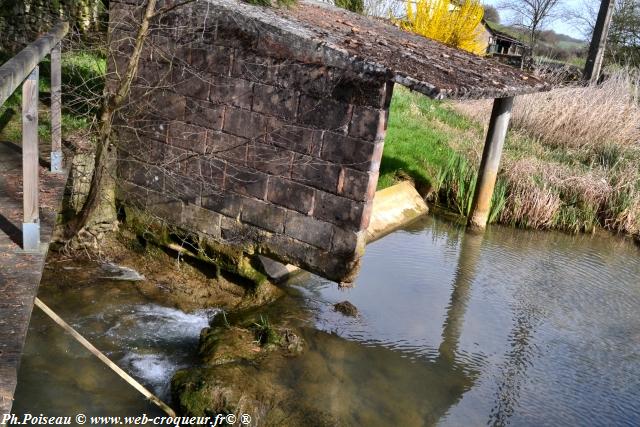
34, 298, 177, 417
584, 0, 616, 84
22, 66, 40, 251
50, 42, 63, 173
468, 96, 514, 229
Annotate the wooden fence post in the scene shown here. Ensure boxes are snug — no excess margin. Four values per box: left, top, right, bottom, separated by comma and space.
468, 96, 514, 229
22, 66, 40, 251
50, 42, 63, 173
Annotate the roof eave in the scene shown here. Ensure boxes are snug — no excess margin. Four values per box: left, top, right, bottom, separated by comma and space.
394, 73, 552, 100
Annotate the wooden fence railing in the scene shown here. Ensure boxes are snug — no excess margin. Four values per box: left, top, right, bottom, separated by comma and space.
0, 22, 69, 251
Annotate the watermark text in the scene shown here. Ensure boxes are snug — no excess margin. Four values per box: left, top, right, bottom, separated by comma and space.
1, 413, 252, 426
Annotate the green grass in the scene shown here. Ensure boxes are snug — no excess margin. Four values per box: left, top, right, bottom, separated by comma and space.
379, 87, 467, 192
252, 315, 281, 346
0, 48, 105, 145
557, 40, 587, 50
382, 82, 640, 236
380, 87, 507, 223
567, 56, 587, 68
484, 21, 522, 40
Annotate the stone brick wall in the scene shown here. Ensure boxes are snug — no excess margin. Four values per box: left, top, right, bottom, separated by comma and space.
110, 0, 394, 282
0, 0, 105, 51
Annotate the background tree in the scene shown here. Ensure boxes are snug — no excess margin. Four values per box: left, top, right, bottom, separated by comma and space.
569, 0, 640, 66
566, 0, 599, 38
608, 0, 640, 64
403, 0, 486, 54
484, 4, 502, 22
499, 0, 563, 46
363, 0, 405, 16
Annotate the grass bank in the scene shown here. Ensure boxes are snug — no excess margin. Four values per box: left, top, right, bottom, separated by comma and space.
0, 47, 105, 147
381, 72, 640, 236
380, 86, 506, 223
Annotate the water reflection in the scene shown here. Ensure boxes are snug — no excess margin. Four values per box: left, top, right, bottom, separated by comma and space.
485, 283, 540, 427
437, 229, 541, 426
284, 222, 489, 424
290, 216, 640, 426
438, 229, 483, 364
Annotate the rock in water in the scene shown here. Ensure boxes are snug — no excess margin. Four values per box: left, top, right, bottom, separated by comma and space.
282, 329, 304, 355
100, 262, 145, 281
333, 301, 358, 317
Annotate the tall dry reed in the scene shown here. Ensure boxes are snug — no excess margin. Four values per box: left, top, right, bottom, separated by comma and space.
455, 68, 640, 151
452, 68, 640, 235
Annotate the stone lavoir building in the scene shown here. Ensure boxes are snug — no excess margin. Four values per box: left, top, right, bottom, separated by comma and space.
109, 0, 547, 282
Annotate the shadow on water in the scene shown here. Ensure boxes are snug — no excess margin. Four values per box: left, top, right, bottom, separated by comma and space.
438, 229, 484, 364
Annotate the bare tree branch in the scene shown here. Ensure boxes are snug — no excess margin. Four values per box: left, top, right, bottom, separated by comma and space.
565, 0, 599, 39
67, 0, 160, 239
500, 0, 564, 45
150, 0, 197, 19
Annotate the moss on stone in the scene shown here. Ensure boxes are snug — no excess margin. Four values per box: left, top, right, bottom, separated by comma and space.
199, 326, 261, 365
171, 295, 312, 420
236, 255, 269, 287
122, 206, 269, 287
171, 369, 233, 417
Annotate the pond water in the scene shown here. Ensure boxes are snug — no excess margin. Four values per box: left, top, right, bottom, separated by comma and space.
13, 216, 640, 425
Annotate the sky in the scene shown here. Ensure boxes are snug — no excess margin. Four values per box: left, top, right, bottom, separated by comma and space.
482, 0, 588, 40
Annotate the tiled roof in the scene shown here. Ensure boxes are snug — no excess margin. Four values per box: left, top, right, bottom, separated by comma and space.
207, 0, 551, 99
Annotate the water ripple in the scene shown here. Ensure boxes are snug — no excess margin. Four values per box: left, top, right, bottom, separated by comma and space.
293, 216, 640, 426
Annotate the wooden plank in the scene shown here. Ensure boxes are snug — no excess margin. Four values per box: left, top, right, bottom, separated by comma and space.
0, 22, 68, 107
35, 298, 177, 417
0, 262, 43, 417
0, 21, 70, 415
0, 141, 69, 416
468, 96, 514, 229
50, 42, 63, 173
22, 66, 40, 251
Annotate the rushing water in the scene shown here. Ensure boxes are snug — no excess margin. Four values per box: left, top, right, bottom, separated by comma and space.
13, 263, 218, 416
13, 216, 640, 425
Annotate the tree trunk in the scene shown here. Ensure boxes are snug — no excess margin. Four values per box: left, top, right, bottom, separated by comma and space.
65, 0, 158, 240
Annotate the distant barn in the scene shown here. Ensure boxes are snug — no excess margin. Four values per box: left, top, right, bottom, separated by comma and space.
479, 21, 528, 67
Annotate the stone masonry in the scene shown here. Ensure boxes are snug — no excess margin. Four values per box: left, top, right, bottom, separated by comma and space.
109, 0, 393, 282
0, 0, 104, 50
